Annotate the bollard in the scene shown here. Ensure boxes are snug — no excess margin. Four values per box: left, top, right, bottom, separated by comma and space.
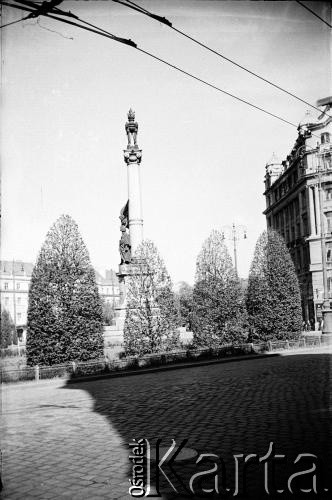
285, 340, 289, 350
35, 365, 39, 382
72, 361, 76, 375
268, 341, 273, 352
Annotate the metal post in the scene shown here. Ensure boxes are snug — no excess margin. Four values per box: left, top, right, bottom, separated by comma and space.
12, 259, 16, 330
221, 223, 247, 275
232, 223, 238, 275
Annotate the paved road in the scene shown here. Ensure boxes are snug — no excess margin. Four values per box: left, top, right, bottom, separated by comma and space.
1, 351, 331, 499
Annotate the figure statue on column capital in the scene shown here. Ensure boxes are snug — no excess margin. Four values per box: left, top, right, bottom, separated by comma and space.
125, 108, 138, 149
119, 201, 132, 264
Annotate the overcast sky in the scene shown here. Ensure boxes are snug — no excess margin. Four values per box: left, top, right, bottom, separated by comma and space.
1, 0, 331, 284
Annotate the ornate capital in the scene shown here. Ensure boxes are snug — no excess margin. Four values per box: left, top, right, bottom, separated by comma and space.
123, 149, 142, 165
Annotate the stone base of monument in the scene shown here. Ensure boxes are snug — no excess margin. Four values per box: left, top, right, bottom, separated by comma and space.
103, 326, 123, 346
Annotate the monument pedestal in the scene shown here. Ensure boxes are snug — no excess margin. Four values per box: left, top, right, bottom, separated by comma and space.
113, 263, 132, 335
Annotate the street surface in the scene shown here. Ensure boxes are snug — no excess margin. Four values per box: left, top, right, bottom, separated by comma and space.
1, 349, 331, 499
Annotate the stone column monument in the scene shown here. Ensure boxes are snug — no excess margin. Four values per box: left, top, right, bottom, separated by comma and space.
124, 108, 143, 255
115, 109, 144, 327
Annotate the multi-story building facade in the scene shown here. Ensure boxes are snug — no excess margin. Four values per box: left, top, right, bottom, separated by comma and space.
0, 260, 120, 344
0, 261, 33, 341
264, 98, 332, 326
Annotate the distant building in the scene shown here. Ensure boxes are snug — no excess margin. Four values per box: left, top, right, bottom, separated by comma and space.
0, 260, 33, 342
95, 269, 121, 308
263, 98, 332, 325
0, 260, 120, 344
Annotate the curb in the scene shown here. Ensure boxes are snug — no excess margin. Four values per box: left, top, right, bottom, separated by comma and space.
3, 345, 329, 388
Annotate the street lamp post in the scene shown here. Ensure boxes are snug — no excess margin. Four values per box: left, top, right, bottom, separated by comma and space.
221, 223, 247, 275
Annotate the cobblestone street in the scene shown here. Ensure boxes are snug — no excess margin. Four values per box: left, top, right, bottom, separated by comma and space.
1, 351, 331, 499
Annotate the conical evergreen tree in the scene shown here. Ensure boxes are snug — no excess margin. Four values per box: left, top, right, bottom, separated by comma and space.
246, 229, 302, 341
123, 240, 179, 356
26, 215, 104, 366
192, 230, 247, 347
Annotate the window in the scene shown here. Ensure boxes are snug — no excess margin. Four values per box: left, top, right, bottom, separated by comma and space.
301, 190, 306, 208
280, 213, 285, 230
291, 225, 295, 240
16, 282, 20, 290
325, 212, 332, 233
297, 248, 302, 271
327, 271, 332, 296
323, 156, 332, 171
5, 297, 9, 305
296, 221, 300, 237
275, 213, 279, 229
17, 297, 21, 305
4, 282, 8, 290
327, 242, 332, 262
325, 187, 332, 200
17, 313, 21, 321
302, 215, 308, 236
321, 132, 330, 144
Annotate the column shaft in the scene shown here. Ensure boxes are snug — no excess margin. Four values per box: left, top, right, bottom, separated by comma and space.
314, 185, 321, 236
127, 162, 143, 256
308, 186, 316, 236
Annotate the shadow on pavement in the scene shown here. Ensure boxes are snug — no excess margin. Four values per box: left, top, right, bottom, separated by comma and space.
64, 352, 332, 499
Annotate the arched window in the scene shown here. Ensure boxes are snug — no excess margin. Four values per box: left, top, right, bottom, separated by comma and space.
321, 132, 330, 144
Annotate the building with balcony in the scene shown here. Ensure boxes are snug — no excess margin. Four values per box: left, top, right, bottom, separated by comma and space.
0, 260, 120, 344
264, 98, 332, 326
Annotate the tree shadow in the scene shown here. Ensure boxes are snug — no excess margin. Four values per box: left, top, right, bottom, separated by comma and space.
64, 352, 332, 499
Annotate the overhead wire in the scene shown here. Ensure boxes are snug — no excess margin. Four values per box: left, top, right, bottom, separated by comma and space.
112, 0, 330, 119
0, 1, 137, 45
295, 0, 332, 29
0, 0, 325, 138
36, 17, 73, 39
136, 46, 298, 130
0, 14, 29, 27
